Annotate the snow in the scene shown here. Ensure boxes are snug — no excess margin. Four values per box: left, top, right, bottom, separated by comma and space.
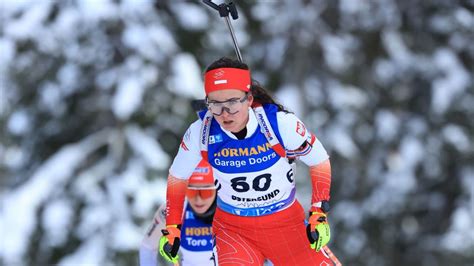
333, 201, 363, 228
0, 0, 35, 15
326, 124, 359, 159
0, 131, 110, 264
339, 0, 367, 14
429, 12, 460, 34
95, 68, 118, 91
125, 125, 170, 170
76, 0, 117, 21
76, 204, 112, 239
399, 136, 424, 169
58, 236, 107, 266
375, 110, 400, 142
3, 2, 51, 40
120, 0, 154, 16
73, 171, 108, 205
442, 206, 474, 252
52, 7, 80, 40
112, 75, 146, 120
442, 124, 471, 152
303, 78, 325, 107
275, 85, 303, 116
42, 199, 73, 247
0, 38, 16, 72
111, 221, 143, 250
341, 229, 367, 257
431, 48, 471, 114
2, 146, 25, 170
206, 11, 249, 51
382, 30, 412, 67
454, 8, 474, 28
7, 109, 30, 135
171, 2, 209, 31
149, 25, 178, 55
265, 37, 287, 70
321, 34, 358, 73
39, 82, 62, 114
362, 136, 422, 217
57, 63, 81, 95
133, 178, 167, 218
122, 24, 166, 61
251, 2, 277, 21
401, 216, 419, 238
167, 53, 205, 99
327, 82, 368, 110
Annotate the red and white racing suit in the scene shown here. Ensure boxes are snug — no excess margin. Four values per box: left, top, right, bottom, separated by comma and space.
168, 105, 333, 265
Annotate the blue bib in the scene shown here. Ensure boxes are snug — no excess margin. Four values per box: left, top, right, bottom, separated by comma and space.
198, 104, 296, 216
180, 204, 213, 252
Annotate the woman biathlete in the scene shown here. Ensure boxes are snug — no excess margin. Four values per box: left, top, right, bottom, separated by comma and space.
160, 57, 335, 265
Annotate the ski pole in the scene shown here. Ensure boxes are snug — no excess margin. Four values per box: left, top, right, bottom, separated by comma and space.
202, 0, 243, 62
323, 246, 342, 266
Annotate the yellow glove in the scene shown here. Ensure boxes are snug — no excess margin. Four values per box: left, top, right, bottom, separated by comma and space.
306, 211, 330, 252
159, 225, 181, 264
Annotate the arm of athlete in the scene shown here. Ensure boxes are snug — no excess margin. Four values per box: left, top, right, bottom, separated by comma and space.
140, 206, 166, 266
159, 120, 203, 263
159, 175, 187, 264
307, 160, 331, 252
277, 112, 331, 252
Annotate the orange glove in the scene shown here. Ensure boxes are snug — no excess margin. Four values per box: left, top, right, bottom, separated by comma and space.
159, 225, 181, 264
306, 210, 330, 252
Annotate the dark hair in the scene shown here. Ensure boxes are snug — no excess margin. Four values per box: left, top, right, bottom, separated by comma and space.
205, 57, 289, 112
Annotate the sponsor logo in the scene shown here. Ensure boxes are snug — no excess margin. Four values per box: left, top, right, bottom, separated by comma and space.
213, 158, 246, 168
185, 210, 195, 219
232, 189, 280, 202
201, 116, 212, 145
209, 134, 223, 144
185, 237, 208, 247
213, 69, 225, 79
256, 113, 273, 141
193, 167, 209, 174
185, 226, 212, 236
213, 142, 272, 158
296, 121, 306, 137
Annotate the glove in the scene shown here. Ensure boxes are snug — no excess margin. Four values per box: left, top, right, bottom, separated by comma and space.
306, 211, 330, 252
159, 225, 181, 264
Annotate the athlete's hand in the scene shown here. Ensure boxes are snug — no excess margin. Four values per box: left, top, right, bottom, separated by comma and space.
306, 211, 330, 252
159, 225, 181, 264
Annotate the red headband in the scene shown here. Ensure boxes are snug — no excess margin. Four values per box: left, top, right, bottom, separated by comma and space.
204, 68, 251, 95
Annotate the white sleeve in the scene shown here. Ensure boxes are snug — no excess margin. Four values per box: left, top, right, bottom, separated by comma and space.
140, 206, 166, 266
277, 112, 329, 167
169, 119, 203, 179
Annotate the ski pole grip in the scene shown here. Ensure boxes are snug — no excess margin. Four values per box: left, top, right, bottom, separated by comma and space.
228, 2, 238, 19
